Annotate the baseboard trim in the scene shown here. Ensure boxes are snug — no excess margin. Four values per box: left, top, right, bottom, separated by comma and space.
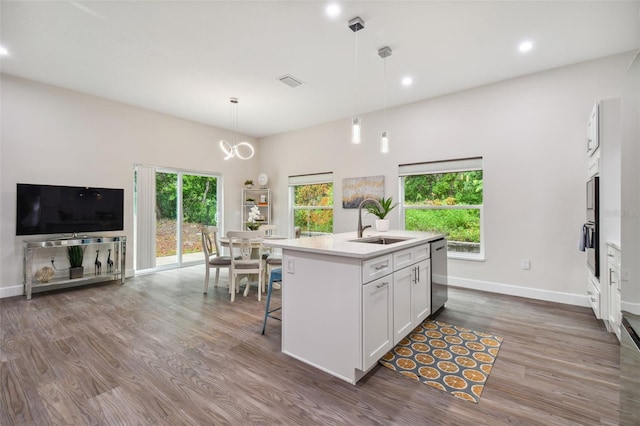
448, 276, 590, 307
0, 285, 24, 299
0, 274, 605, 307
621, 301, 640, 315
0, 270, 136, 299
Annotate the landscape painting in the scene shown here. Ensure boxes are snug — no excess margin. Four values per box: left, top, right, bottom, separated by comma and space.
342, 175, 384, 208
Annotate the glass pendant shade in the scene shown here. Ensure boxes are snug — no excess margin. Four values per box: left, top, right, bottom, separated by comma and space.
380, 131, 389, 153
351, 117, 362, 144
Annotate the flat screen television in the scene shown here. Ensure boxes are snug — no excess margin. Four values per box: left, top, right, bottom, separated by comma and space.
16, 183, 124, 236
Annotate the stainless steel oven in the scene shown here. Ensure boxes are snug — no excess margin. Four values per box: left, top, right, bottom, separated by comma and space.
620, 312, 640, 425
584, 176, 599, 278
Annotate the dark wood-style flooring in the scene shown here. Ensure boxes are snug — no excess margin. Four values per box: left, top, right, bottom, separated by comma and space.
1, 266, 621, 425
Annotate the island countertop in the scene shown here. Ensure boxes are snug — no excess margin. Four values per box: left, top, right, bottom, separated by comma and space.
262, 230, 446, 259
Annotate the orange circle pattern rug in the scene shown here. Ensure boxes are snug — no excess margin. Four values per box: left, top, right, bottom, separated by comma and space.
379, 319, 503, 403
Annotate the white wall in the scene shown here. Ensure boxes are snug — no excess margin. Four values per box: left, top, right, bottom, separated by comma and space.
2, 52, 636, 306
258, 52, 635, 306
0, 74, 257, 297
621, 52, 640, 313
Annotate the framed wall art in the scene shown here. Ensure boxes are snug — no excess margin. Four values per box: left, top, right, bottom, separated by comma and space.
342, 175, 384, 208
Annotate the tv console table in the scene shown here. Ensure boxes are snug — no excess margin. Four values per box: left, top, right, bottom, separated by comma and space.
23, 236, 126, 300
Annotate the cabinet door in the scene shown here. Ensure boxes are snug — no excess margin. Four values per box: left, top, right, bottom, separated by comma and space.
362, 276, 393, 370
393, 266, 413, 345
608, 262, 621, 338
413, 259, 431, 324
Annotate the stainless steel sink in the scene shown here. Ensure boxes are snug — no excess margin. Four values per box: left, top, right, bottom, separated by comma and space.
349, 236, 413, 245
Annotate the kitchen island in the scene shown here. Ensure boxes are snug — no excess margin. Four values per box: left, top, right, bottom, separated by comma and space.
263, 230, 447, 384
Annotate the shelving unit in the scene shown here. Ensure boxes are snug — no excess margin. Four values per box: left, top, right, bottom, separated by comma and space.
23, 235, 126, 300
242, 188, 271, 229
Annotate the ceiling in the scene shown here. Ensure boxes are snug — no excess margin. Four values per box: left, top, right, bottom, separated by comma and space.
1, 1, 639, 138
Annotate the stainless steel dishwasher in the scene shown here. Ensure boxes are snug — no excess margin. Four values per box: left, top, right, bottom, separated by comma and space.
620, 311, 640, 425
430, 238, 447, 316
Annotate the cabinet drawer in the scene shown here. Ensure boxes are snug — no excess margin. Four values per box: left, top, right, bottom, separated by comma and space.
362, 254, 393, 284
606, 245, 621, 267
393, 244, 430, 271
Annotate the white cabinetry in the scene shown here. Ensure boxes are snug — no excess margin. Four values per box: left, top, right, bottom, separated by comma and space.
362, 276, 393, 369
607, 243, 622, 340
587, 102, 600, 177
392, 244, 431, 344
588, 274, 601, 318
242, 188, 270, 228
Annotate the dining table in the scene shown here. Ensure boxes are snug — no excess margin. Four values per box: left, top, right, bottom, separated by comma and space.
219, 234, 288, 249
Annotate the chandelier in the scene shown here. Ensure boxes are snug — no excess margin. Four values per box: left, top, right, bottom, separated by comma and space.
219, 97, 255, 160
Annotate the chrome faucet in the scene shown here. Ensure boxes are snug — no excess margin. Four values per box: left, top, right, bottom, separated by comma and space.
357, 198, 383, 238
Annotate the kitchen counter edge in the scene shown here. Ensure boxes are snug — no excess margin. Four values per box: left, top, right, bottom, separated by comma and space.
262, 230, 446, 259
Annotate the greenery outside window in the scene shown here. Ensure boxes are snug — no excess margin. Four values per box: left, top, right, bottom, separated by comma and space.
400, 158, 483, 259
289, 173, 333, 237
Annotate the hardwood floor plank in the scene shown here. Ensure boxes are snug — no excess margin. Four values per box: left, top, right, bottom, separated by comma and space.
0, 266, 623, 425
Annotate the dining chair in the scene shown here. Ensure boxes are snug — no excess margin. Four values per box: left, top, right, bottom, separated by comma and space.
226, 229, 266, 301
258, 224, 277, 236
201, 226, 233, 294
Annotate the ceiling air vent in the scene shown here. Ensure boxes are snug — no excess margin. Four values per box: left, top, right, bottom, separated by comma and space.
277, 74, 304, 88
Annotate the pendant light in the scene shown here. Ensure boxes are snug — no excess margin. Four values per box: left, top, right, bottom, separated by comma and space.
378, 46, 392, 154
349, 17, 364, 144
219, 97, 255, 160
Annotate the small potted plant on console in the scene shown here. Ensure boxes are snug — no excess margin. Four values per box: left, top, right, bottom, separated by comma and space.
68, 245, 85, 279
367, 196, 397, 232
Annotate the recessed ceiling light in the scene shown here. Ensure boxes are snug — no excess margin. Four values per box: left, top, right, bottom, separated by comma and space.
518, 40, 534, 53
326, 3, 341, 18
401, 76, 413, 87
0, 46, 8, 56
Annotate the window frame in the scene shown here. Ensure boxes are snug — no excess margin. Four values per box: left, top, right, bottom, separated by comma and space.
288, 172, 334, 238
398, 158, 484, 261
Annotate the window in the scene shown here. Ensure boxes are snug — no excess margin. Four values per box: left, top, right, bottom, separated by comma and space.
289, 173, 334, 237
399, 158, 483, 258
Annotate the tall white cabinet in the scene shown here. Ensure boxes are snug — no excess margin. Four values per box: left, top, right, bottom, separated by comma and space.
588, 98, 622, 338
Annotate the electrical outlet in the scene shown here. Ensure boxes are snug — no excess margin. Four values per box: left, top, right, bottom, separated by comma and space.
50, 256, 55, 263
287, 259, 295, 274
521, 259, 531, 270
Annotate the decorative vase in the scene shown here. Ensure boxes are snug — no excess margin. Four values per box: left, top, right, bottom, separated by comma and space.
375, 219, 390, 232
69, 266, 84, 279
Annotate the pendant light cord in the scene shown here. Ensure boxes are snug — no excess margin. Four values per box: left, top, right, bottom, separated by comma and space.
354, 28, 359, 118
383, 56, 387, 129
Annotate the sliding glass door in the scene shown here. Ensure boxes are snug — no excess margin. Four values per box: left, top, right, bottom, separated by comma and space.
135, 165, 221, 273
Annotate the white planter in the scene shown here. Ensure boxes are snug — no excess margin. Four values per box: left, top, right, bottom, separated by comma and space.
375, 219, 390, 232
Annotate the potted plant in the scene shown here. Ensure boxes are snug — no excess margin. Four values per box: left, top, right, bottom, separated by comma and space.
244, 179, 254, 189
67, 245, 85, 279
367, 196, 397, 232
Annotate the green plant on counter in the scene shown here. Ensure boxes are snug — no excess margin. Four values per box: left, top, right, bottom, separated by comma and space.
367, 197, 397, 219
67, 246, 85, 267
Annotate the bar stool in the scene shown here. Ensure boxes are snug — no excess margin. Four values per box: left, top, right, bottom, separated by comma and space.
261, 267, 282, 334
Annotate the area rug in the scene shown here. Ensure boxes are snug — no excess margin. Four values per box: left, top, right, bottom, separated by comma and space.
379, 319, 503, 403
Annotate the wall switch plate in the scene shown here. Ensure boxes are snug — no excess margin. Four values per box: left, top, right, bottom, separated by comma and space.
521, 259, 531, 270
287, 259, 295, 274
621, 268, 629, 281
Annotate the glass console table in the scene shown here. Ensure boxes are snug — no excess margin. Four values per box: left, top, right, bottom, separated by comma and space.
23, 236, 126, 300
